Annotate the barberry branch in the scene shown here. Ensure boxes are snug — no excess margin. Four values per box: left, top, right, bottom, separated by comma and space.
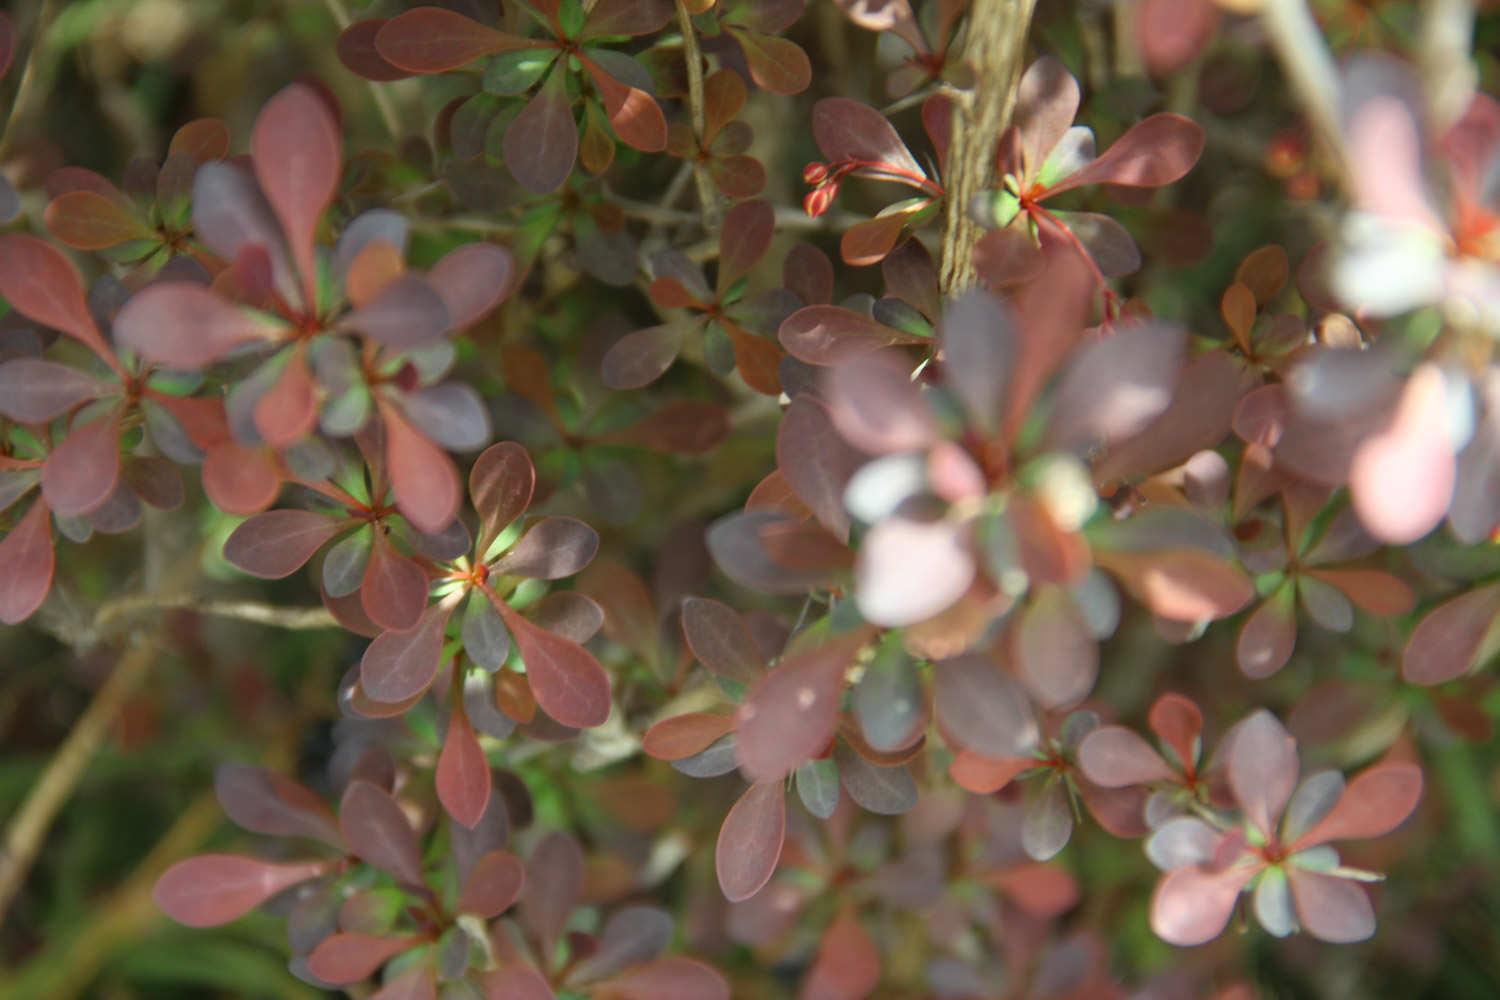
937, 0, 1039, 293
675, 0, 720, 229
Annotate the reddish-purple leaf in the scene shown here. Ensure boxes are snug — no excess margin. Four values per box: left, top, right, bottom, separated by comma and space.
428, 242, 515, 330
115, 283, 280, 370
370, 968, 437, 1000
601, 325, 683, 390
1229, 710, 1299, 838
824, 351, 938, 454
308, 932, 419, 984
504, 73, 578, 195
840, 214, 909, 267
1149, 864, 1255, 946
339, 779, 426, 886
1402, 583, 1500, 685
489, 516, 599, 580
582, 0, 673, 37
716, 781, 786, 901
1149, 693, 1202, 769
595, 958, 731, 1000
736, 634, 862, 782
42, 412, 120, 518
375, 7, 532, 73
1046, 320, 1185, 452
470, 441, 536, 553
802, 907, 880, 1000
779, 305, 923, 365
598, 400, 730, 454
360, 538, 429, 632
202, 441, 281, 516
1287, 868, 1375, 943
934, 654, 1038, 758
44, 190, 150, 250
153, 854, 329, 928
214, 763, 343, 847
457, 849, 525, 917
381, 401, 461, 534
360, 604, 452, 704
1096, 547, 1253, 623
252, 83, 341, 306
811, 98, 923, 179
484, 965, 556, 1000
643, 713, 736, 761
1349, 363, 1455, 544
1014, 586, 1097, 709
1047, 113, 1205, 195
497, 600, 612, 728
520, 831, 584, 957
337, 19, 412, 81
341, 275, 451, 349
718, 200, 775, 292
1237, 586, 1297, 679
582, 58, 667, 153
1077, 726, 1174, 788
224, 509, 343, 579
253, 349, 319, 448
0, 500, 54, 625
729, 27, 811, 95
855, 517, 974, 627
438, 701, 491, 828
938, 289, 1017, 435
776, 394, 865, 541
681, 596, 764, 683
0, 359, 111, 423
0, 234, 114, 361
1294, 762, 1422, 849
1014, 57, 1081, 175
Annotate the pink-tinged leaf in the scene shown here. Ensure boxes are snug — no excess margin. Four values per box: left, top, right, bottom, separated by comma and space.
489, 516, 599, 580
497, 600, 612, 728
1046, 320, 1185, 452
1014, 586, 1097, 709
934, 654, 1039, 758
1237, 585, 1297, 679
376, 7, 533, 72
1149, 864, 1255, 946
642, 713, 735, 761
582, 58, 667, 153
802, 907, 880, 1000
1051, 210, 1142, 277
716, 781, 786, 902
824, 351, 938, 454
202, 442, 281, 516
381, 401, 460, 534
973, 227, 1045, 289
811, 98, 924, 180
735, 634, 862, 782
711, 155, 766, 198
601, 325, 683, 390
840, 214, 910, 267
0, 500, 54, 625
582, 0, 674, 38
341, 275, 451, 350
337, 19, 412, 81
939, 289, 1017, 435
1077, 726, 1173, 788
594, 958, 728, 1000
986, 862, 1081, 920
254, 349, 319, 448
42, 412, 120, 518
949, 751, 1033, 794
0, 359, 111, 423
485, 965, 557, 1000
776, 395, 864, 541
1402, 583, 1500, 685
214, 763, 343, 847
1229, 710, 1299, 838
438, 701, 491, 828
681, 596, 764, 683
729, 28, 811, 95
0, 234, 113, 360
855, 517, 974, 627
1287, 868, 1375, 943
428, 242, 515, 330
504, 74, 578, 195
153, 854, 329, 928
361, 538, 428, 632
1149, 692, 1202, 770
832, 0, 922, 49
252, 84, 341, 306
1294, 762, 1422, 849
520, 832, 584, 957
1304, 568, 1413, 617
1350, 364, 1455, 543
308, 932, 419, 984
457, 849, 525, 917
1137, 0, 1220, 76
224, 509, 343, 579
1095, 547, 1253, 623
598, 400, 730, 454
1014, 57, 1081, 175
470, 441, 536, 552
44, 190, 151, 250
779, 305, 924, 365
370, 969, 436, 1000
1046, 114, 1204, 195
718, 200, 775, 292
116, 283, 280, 369
360, 604, 452, 704
339, 780, 425, 886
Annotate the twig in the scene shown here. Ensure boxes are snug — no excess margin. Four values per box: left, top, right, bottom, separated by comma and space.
675, 0, 720, 229
609, 191, 855, 231
0, 0, 60, 161
937, 0, 1038, 293
319, 0, 402, 139
1260, 0, 1348, 190
90, 595, 339, 639
1419, 0, 1477, 130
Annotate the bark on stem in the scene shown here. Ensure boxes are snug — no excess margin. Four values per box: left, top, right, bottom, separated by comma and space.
676, 0, 721, 229
938, 0, 1038, 294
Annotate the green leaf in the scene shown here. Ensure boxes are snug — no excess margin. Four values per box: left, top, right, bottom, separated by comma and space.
483, 49, 557, 96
